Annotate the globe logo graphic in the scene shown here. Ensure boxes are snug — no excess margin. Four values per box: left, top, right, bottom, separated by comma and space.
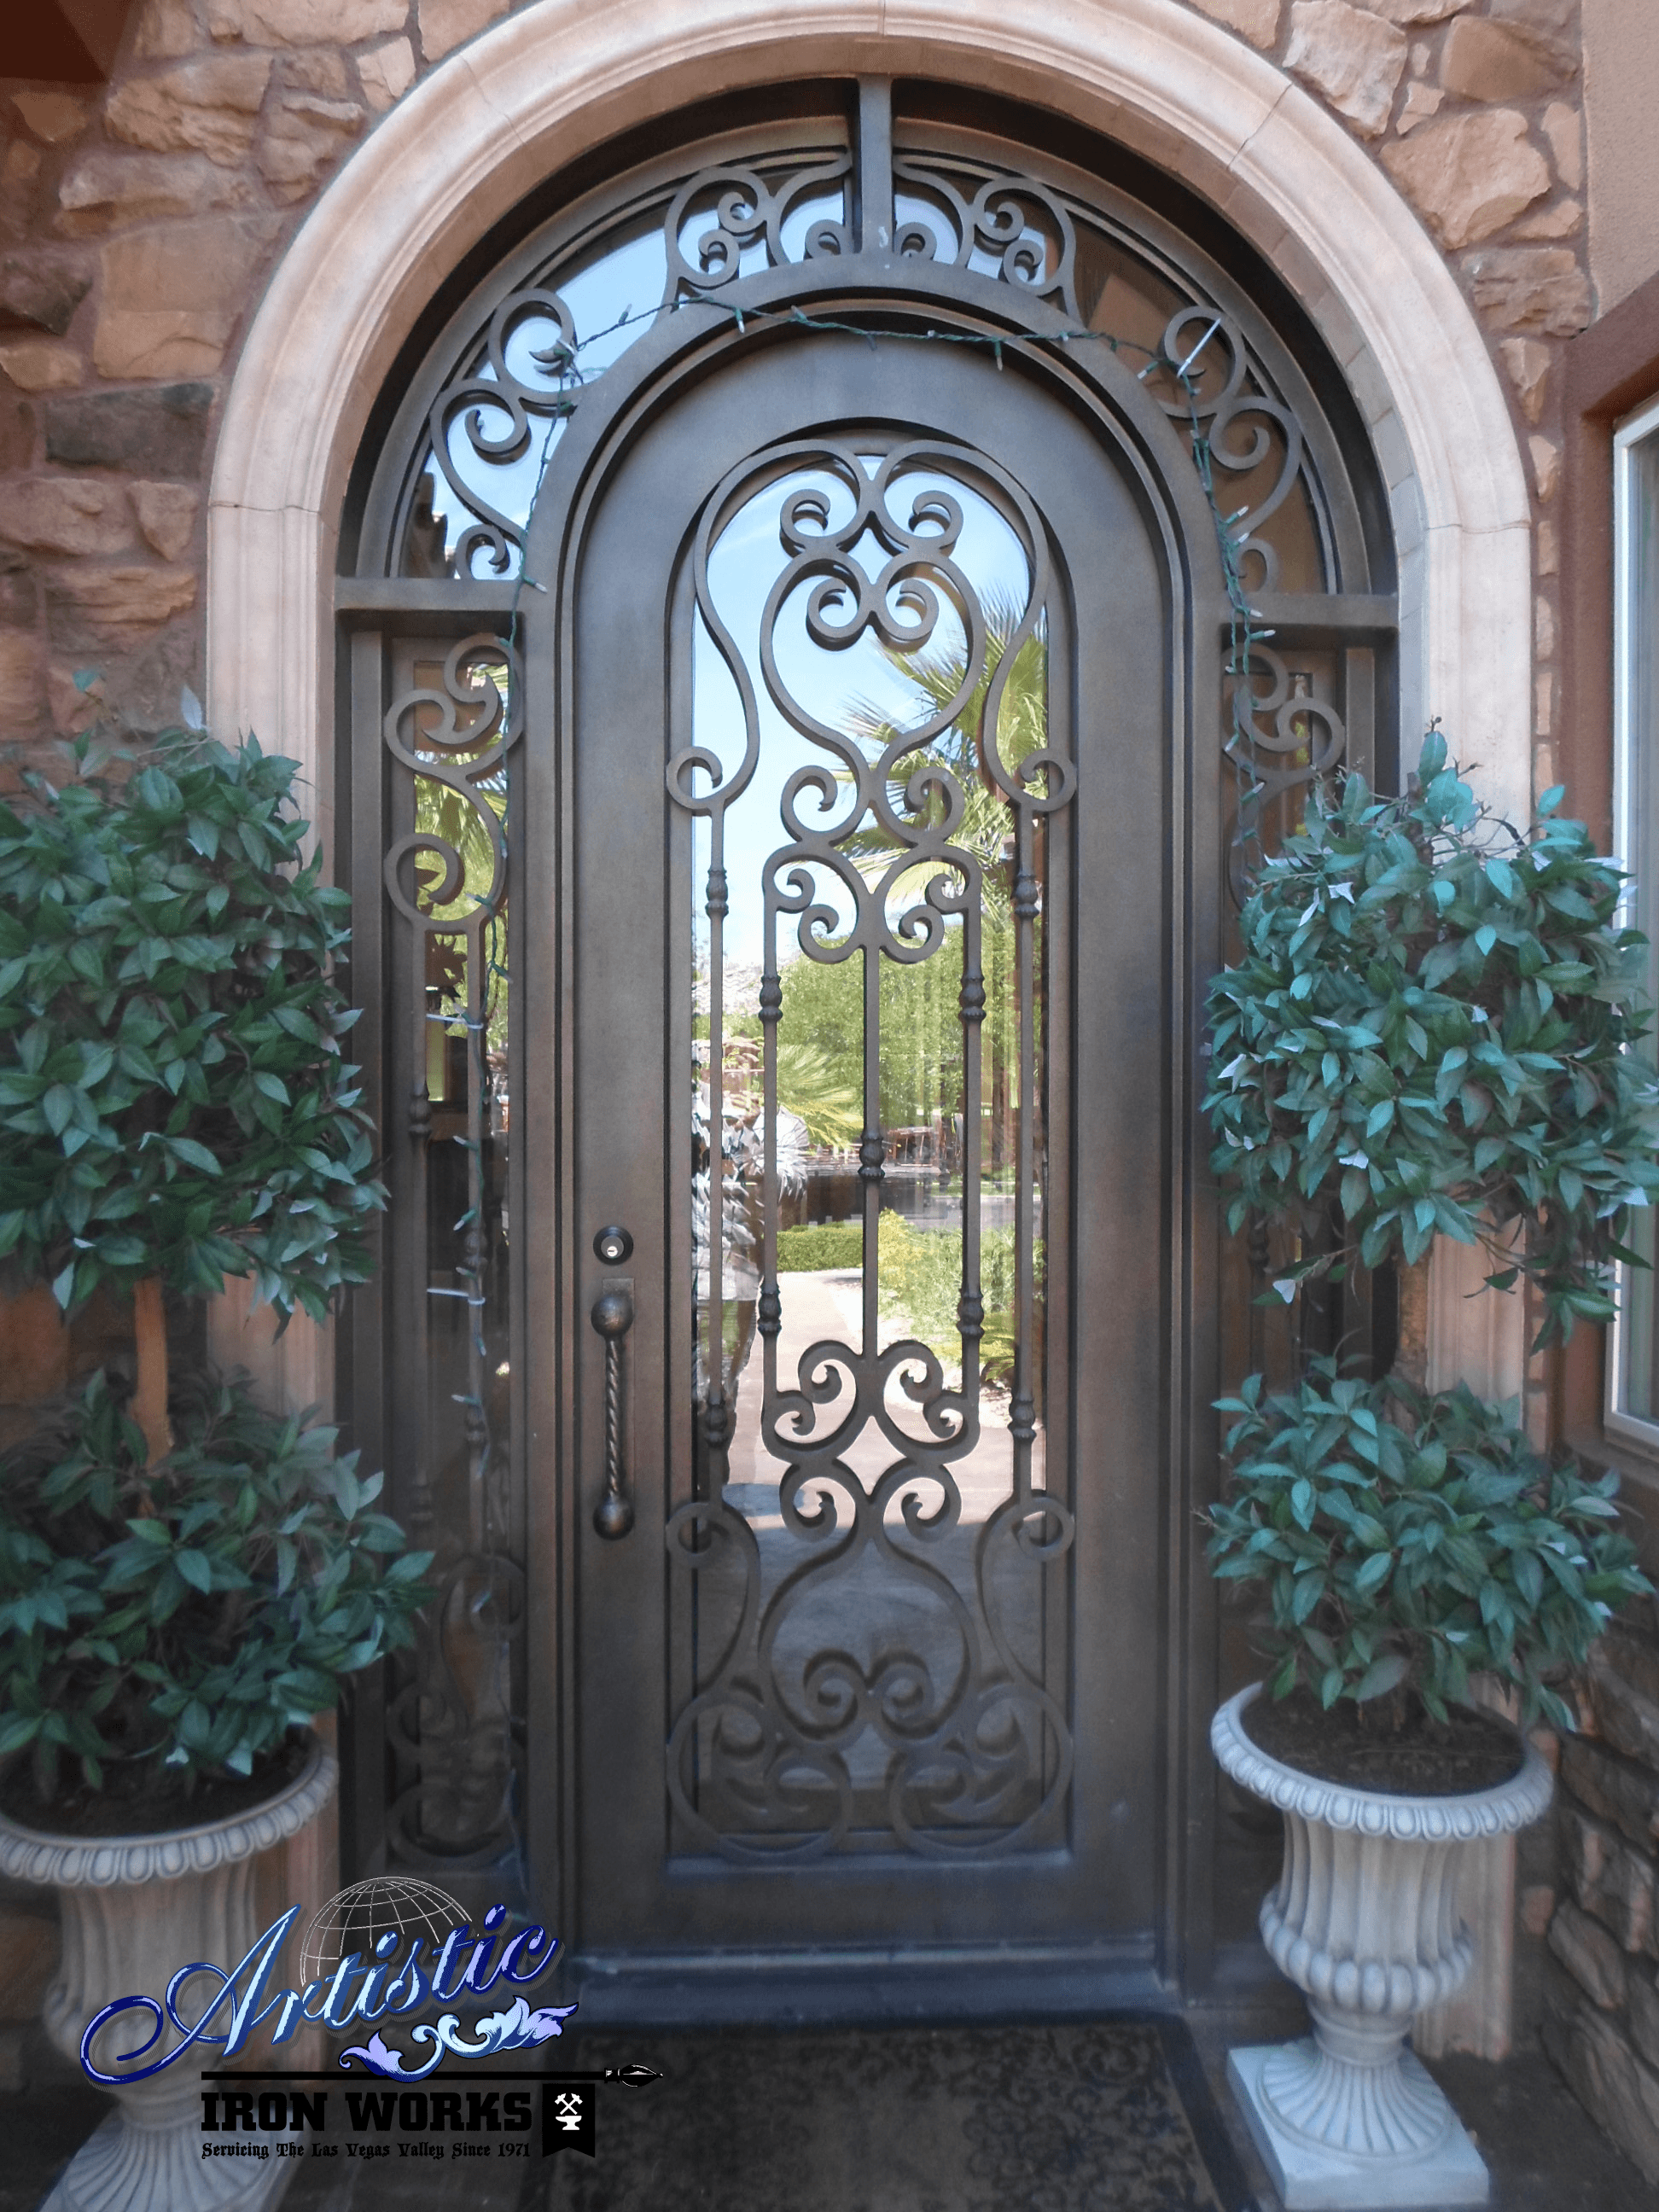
298, 1875, 468, 1988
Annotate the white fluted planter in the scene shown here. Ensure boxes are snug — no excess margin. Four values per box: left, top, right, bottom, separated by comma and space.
1212, 1685, 1551, 2209
0, 1734, 336, 2212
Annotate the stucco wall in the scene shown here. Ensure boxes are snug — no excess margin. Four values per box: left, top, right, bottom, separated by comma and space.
0, 0, 1594, 812
1582, 0, 1659, 316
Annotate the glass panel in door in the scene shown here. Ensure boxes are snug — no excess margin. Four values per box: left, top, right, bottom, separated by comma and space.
666, 440, 1074, 1860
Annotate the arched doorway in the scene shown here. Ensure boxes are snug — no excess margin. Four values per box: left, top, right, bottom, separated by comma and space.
329, 79, 1396, 2013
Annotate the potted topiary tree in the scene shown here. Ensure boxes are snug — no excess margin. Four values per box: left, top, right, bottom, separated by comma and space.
1202, 732, 1659, 2207
1207, 1362, 1647, 2203
0, 728, 428, 2212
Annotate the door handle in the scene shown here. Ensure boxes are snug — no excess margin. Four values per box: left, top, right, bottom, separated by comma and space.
591, 1280, 635, 1539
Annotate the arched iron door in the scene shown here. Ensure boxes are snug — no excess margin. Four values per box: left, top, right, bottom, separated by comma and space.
529, 321, 1214, 1989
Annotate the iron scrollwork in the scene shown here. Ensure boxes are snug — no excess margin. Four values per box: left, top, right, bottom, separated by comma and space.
1225, 643, 1349, 899
381, 636, 527, 1877
425, 291, 578, 578
892, 155, 1082, 323
416, 152, 852, 578
1154, 306, 1304, 597
665, 439, 1075, 1860
663, 154, 853, 296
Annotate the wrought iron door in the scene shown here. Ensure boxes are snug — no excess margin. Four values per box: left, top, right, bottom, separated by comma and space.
548, 328, 1180, 1976
340, 79, 1398, 2005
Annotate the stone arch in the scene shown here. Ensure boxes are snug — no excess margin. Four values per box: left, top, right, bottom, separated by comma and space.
207, 0, 1533, 1406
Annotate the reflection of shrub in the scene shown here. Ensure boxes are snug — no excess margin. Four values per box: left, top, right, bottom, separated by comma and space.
776, 1224, 863, 1272
776, 1218, 1039, 1387
773, 1043, 861, 1150
877, 1216, 1030, 1365
980, 1309, 1017, 1388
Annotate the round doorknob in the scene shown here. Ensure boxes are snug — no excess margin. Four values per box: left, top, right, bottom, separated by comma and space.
591, 1287, 633, 1339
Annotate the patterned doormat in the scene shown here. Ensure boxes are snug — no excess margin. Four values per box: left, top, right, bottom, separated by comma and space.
541, 2018, 1255, 2212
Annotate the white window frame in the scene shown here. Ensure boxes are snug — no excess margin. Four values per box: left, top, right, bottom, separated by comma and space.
1605, 391, 1659, 1453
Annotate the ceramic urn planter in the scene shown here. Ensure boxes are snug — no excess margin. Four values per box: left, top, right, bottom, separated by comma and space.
1212, 1685, 1552, 2210
0, 1734, 336, 2212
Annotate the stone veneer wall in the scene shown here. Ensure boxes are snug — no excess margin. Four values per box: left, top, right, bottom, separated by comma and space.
0, 0, 1592, 798
1541, 1607, 1659, 2183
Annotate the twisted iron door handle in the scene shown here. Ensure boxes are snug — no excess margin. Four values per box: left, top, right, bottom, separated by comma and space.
591, 1283, 635, 1539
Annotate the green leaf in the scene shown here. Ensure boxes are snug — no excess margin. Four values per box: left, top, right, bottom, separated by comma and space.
1353, 1652, 1409, 1703
1353, 1550, 1393, 1596
165, 1136, 223, 1174
1291, 1570, 1325, 1624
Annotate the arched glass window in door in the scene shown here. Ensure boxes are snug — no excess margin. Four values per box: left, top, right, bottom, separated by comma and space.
335, 79, 1395, 1988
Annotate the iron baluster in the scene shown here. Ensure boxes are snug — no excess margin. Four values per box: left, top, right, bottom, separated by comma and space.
1010, 806, 1039, 1499
856, 77, 894, 256
959, 924, 986, 1404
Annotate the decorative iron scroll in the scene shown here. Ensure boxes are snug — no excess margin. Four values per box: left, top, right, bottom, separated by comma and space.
416, 150, 852, 578
426, 291, 578, 579
1151, 307, 1303, 598
664, 439, 1075, 1860
381, 637, 527, 1876
892, 154, 1081, 322
1225, 643, 1349, 900
407, 142, 1321, 609
663, 154, 853, 296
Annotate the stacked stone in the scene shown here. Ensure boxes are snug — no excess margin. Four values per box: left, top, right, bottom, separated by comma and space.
1192, 0, 1589, 1016
1543, 1614, 1659, 2183
0, 0, 510, 763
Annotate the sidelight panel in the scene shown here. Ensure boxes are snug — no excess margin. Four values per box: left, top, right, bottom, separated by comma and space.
374, 637, 526, 1892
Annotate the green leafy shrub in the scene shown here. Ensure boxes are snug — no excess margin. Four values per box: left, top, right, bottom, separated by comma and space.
775, 1220, 1026, 1383
0, 733, 384, 1322
1208, 1359, 1652, 1731
877, 1217, 1026, 1382
0, 1370, 431, 1802
1203, 731, 1659, 1343
776, 1223, 863, 1272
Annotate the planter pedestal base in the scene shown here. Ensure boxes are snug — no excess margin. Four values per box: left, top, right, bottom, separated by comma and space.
42, 2108, 296, 2212
1229, 2043, 1487, 2209
0, 1733, 335, 2212
1211, 1687, 1552, 2212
